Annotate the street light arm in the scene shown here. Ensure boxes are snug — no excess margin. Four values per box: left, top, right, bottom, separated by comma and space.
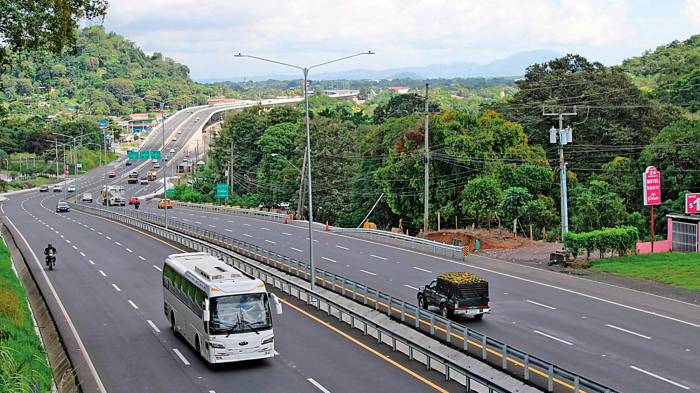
308, 51, 374, 70
235, 53, 304, 71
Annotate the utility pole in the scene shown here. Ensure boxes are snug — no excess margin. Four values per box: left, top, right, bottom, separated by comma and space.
423, 83, 430, 235
545, 109, 577, 240
160, 102, 169, 229
54, 140, 59, 178
297, 147, 307, 220
228, 139, 234, 195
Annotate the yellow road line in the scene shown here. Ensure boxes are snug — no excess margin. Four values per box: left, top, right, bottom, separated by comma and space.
279, 298, 450, 393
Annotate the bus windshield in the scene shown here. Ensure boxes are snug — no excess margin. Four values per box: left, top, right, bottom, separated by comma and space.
209, 293, 272, 335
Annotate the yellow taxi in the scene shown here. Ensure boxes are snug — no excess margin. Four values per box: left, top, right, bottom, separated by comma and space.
158, 199, 174, 209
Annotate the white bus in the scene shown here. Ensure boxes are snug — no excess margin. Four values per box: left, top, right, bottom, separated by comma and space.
162, 252, 282, 363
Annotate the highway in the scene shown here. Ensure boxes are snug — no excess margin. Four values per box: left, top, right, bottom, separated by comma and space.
42, 103, 700, 392
1, 169, 462, 393
122, 191, 700, 391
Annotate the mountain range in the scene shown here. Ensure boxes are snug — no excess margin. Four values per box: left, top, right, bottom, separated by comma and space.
198, 49, 561, 83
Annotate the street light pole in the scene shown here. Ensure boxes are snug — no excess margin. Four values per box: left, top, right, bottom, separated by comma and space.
236, 51, 374, 291
160, 102, 169, 229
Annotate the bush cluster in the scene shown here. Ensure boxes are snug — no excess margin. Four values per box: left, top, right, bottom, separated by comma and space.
563, 226, 639, 260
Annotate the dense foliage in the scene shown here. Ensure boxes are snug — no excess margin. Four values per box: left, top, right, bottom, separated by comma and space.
563, 226, 639, 260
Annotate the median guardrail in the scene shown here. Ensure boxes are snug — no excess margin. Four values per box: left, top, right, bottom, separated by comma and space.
171, 201, 289, 222
334, 227, 467, 260
74, 202, 618, 393
69, 202, 512, 393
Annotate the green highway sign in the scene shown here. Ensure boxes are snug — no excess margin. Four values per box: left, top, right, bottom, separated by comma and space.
139, 151, 150, 160
165, 188, 176, 196
127, 151, 138, 160
216, 183, 229, 199
150, 150, 161, 160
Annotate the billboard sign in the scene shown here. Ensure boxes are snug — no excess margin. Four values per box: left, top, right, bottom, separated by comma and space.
686, 193, 700, 214
216, 183, 229, 199
643, 166, 661, 206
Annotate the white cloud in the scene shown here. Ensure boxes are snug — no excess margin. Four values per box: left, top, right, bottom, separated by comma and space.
100, 0, 652, 79
686, 0, 700, 26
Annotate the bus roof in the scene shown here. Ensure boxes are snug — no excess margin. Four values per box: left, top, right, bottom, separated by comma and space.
165, 252, 266, 296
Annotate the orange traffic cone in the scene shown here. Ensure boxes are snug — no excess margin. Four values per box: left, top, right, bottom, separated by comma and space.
325, 221, 330, 232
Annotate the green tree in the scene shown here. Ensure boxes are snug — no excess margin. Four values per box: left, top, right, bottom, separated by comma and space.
373, 93, 438, 124
256, 122, 303, 206
0, 0, 108, 67
460, 175, 503, 228
569, 180, 628, 232
501, 187, 531, 232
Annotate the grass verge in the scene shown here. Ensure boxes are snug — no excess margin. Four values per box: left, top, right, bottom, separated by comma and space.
0, 237, 52, 392
589, 252, 700, 291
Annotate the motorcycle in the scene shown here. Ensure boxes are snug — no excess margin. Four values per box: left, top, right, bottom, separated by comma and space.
46, 250, 56, 270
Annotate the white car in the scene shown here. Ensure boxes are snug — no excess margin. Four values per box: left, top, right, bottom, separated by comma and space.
169, 148, 175, 153
154, 162, 161, 168
177, 130, 182, 134
152, 159, 158, 164
82, 193, 93, 202
52, 184, 62, 192
67, 185, 76, 193
172, 136, 177, 142
140, 178, 149, 185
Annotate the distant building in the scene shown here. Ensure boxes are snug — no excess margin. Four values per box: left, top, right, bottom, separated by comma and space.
388, 86, 410, 94
127, 113, 156, 133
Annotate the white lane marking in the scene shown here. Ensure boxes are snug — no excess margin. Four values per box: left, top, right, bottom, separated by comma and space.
291, 247, 303, 252
172, 349, 190, 366
138, 255, 146, 261
79, 252, 86, 257
225, 228, 233, 232
208, 224, 216, 228
404, 284, 419, 290
114, 241, 122, 246
527, 300, 557, 310
227, 220, 234, 223
97, 231, 103, 235
629, 366, 689, 390
370, 254, 387, 260
243, 233, 253, 238
88, 259, 95, 265
360, 269, 377, 276
533, 330, 573, 346
147, 320, 161, 333
90, 228, 95, 231
200, 215, 206, 218
153, 265, 162, 272
194, 221, 202, 224
243, 223, 251, 226
321, 257, 337, 263
125, 248, 133, 253
412, 266, 432, 273
282, 232, 293, 236
105, 236, 111, 240
265, 240, 276, 244
112, 284, 121, 292
71, 245, 78, 250
261, 227, 271, 231
606, 324, 652, 340
128, 300, 139, 309
307, 378, 331, 393
335, 245, 349, 250
99, 270, 106, 277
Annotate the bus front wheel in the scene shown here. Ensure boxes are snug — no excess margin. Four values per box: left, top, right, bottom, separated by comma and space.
170, 312, 177, 335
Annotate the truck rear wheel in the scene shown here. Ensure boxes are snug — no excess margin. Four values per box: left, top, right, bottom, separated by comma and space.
418, 296, 428, 310
440, 304, 451, 318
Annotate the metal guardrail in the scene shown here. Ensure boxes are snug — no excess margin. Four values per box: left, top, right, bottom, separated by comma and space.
171, 201, 289, 222
334, 227, 467, 260
75, 202, 618, 393
70, 202, 510, 393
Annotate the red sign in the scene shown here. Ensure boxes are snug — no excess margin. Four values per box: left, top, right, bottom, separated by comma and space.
643, 166, 661, 206
686, 193, 700, 214
64, 163, 70, 176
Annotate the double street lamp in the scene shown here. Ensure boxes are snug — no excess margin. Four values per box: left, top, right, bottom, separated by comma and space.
236, 51, 374, 290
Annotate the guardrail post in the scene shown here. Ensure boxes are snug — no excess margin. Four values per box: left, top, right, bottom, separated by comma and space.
400, 302, 405, 322
481, 336, 487, 360
502, 344, 507, 370
363, 286, 369, 305
387, 295, 393, 316
574, 376, 580, 393
430, 314, 435, 335
446, 320, 451, 343
524, 354, 530, 381
415, 309, 421, 328
463, 327, 469, 351
547, 364, 554, 392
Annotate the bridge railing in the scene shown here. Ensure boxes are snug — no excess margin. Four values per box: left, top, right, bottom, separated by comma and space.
70, 202, 513, 393
73, 202, 619, 393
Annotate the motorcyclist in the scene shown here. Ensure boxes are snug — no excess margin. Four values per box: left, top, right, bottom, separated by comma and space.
134, 199, 140, 210
44, 243, 56, 267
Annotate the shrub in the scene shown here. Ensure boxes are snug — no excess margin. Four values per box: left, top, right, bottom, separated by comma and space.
564, 226, 639, 261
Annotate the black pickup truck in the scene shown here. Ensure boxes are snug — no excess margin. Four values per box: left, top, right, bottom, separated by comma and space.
417, 272, 490, 320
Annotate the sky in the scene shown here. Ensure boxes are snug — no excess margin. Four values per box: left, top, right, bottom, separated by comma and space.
100, 0, 700, 81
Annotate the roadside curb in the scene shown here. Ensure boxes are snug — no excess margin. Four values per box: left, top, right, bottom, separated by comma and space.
1, 216, 105, 393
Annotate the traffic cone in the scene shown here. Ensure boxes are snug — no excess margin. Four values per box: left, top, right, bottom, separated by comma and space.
325, 221, 330, 232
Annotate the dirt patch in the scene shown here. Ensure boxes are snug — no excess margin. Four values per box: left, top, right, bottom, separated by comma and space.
425, 228, 540, 250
